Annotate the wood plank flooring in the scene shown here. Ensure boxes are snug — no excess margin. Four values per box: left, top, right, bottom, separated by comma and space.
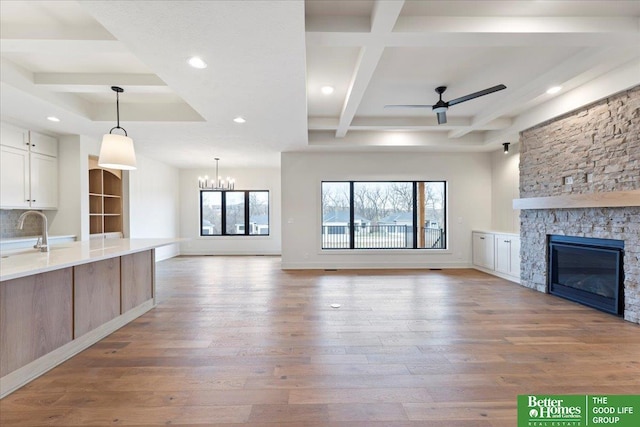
1, 256, 639, 426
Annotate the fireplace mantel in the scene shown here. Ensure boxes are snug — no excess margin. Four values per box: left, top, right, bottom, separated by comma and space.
513, 189, 640, 210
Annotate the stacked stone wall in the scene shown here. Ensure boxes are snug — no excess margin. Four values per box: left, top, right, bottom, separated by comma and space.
519, 85, 640, 323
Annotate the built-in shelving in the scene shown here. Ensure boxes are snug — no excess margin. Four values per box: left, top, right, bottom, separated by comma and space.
88, 156, 123, 237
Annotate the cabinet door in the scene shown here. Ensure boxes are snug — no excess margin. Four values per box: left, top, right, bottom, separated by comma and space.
28, 131, 58, 157
30, 153, 58, 209
494, 236, 511, 274
495, 235, 521, 277
0, 123, 29, 150
472, 232, 494, 270
0, 146, 30, 208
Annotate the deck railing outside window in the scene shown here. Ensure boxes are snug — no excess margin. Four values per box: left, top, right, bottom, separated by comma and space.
322, 225, 445, 249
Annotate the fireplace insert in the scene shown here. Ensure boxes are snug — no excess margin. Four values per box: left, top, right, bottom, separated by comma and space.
548, 235, 624, 316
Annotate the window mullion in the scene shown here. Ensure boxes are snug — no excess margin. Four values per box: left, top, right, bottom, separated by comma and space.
413, 182, 418, 249
244, 191, 250, 235
349, 182, 355, 249
221, 191, 227, 235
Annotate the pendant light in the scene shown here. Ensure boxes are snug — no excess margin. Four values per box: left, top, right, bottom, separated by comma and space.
198, 157, 236, 190
98, 86, 137, 170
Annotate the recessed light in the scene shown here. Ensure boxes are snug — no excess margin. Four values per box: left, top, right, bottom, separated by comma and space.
321, 86, 334, 95
188, 56, 207, 69
233, 116, 246, 123
546, 86, 562, 94
47, 116, 60, 122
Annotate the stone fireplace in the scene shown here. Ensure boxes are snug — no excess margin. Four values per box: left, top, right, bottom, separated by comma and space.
518, 85, 640, 324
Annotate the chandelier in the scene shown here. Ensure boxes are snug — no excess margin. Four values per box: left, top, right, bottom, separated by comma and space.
198, 157, 235, 190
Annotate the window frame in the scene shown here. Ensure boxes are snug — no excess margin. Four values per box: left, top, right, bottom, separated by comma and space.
199, 190, 270, 237
321, 181, 447, 250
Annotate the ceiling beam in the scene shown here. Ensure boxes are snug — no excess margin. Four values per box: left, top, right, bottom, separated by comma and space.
448, 46, 640, 139
0, 39, 126, 54
306, 32, 640, 48
33, 73, 168, 93
91, 102, 204, 122
34, 73, 165, 87
483, 58, 640, 147
311, 130, 486, 148
335, 0, 405, 138
0, 58, 92, 118
393, 16, 640, 33
309, 116, 512, 131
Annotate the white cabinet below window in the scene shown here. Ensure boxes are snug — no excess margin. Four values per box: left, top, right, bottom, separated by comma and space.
472, 230, 520, 283
494, 234, 520, 278
0, 124, 58, 210
472, 232, 495, 270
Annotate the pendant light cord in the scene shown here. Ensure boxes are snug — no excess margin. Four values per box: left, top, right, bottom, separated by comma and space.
109, 86, 128, 136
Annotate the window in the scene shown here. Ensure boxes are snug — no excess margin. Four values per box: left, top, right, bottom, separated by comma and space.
321, 181, 446, 250
200, 190, 269, 236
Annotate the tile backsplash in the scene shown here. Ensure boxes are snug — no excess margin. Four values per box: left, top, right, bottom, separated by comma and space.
0, 210, 44, 238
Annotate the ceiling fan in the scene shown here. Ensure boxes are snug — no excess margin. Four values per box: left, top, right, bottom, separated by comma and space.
385, 84, 507, 124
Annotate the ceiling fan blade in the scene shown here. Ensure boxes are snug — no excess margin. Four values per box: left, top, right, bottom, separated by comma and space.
447, 84, 507, 106
436, 111, 447, 124
384, 104, 433, 109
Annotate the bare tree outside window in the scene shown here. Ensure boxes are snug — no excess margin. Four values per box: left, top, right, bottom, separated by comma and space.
249, 191, 269, 235
321, 181, 446, 249
200, 190, 269, 236
201, 192, 221, 235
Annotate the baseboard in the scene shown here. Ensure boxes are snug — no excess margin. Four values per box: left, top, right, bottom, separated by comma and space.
281, 261, 472, 270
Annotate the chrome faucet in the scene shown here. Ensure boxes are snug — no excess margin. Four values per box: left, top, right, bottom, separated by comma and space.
17, 211, 49, 252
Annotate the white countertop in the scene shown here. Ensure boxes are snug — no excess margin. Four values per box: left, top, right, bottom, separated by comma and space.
0, 238, 180, 282
0, 235, 76, 245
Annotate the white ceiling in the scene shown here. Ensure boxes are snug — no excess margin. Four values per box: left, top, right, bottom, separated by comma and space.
1, 1, 639, 168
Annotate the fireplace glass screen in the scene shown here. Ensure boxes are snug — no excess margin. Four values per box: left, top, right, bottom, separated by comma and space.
548, 235, 623, 315
555, 245, 617, 298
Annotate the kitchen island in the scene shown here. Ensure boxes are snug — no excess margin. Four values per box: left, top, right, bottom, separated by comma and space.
0, 238, 178, 398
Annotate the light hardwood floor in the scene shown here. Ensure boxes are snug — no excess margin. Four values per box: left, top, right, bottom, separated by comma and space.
1, 256, 639, 426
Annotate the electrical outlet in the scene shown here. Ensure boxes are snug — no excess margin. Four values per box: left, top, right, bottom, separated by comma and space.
564, 176, 573, 185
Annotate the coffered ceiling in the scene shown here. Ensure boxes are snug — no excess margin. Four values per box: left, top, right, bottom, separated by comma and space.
1, 1, 639, 168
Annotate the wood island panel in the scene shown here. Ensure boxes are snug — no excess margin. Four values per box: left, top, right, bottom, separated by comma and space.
74, 258, 120, 338
0, 268, 73, 377
121, 250, 153, 313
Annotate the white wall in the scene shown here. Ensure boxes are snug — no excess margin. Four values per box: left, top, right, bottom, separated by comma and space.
48, 135, 100, 240
490, 144, 520, 233
129, 154, 181, 261
281, 151, 492, 269
179, 167, 281, 255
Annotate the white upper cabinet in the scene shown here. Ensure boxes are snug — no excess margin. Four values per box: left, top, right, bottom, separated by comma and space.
0, 146, 30, 208
28, 131, 58, 157
29, 152, 58, 209
0, 123, 58, 210
0, 123, 28, 150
